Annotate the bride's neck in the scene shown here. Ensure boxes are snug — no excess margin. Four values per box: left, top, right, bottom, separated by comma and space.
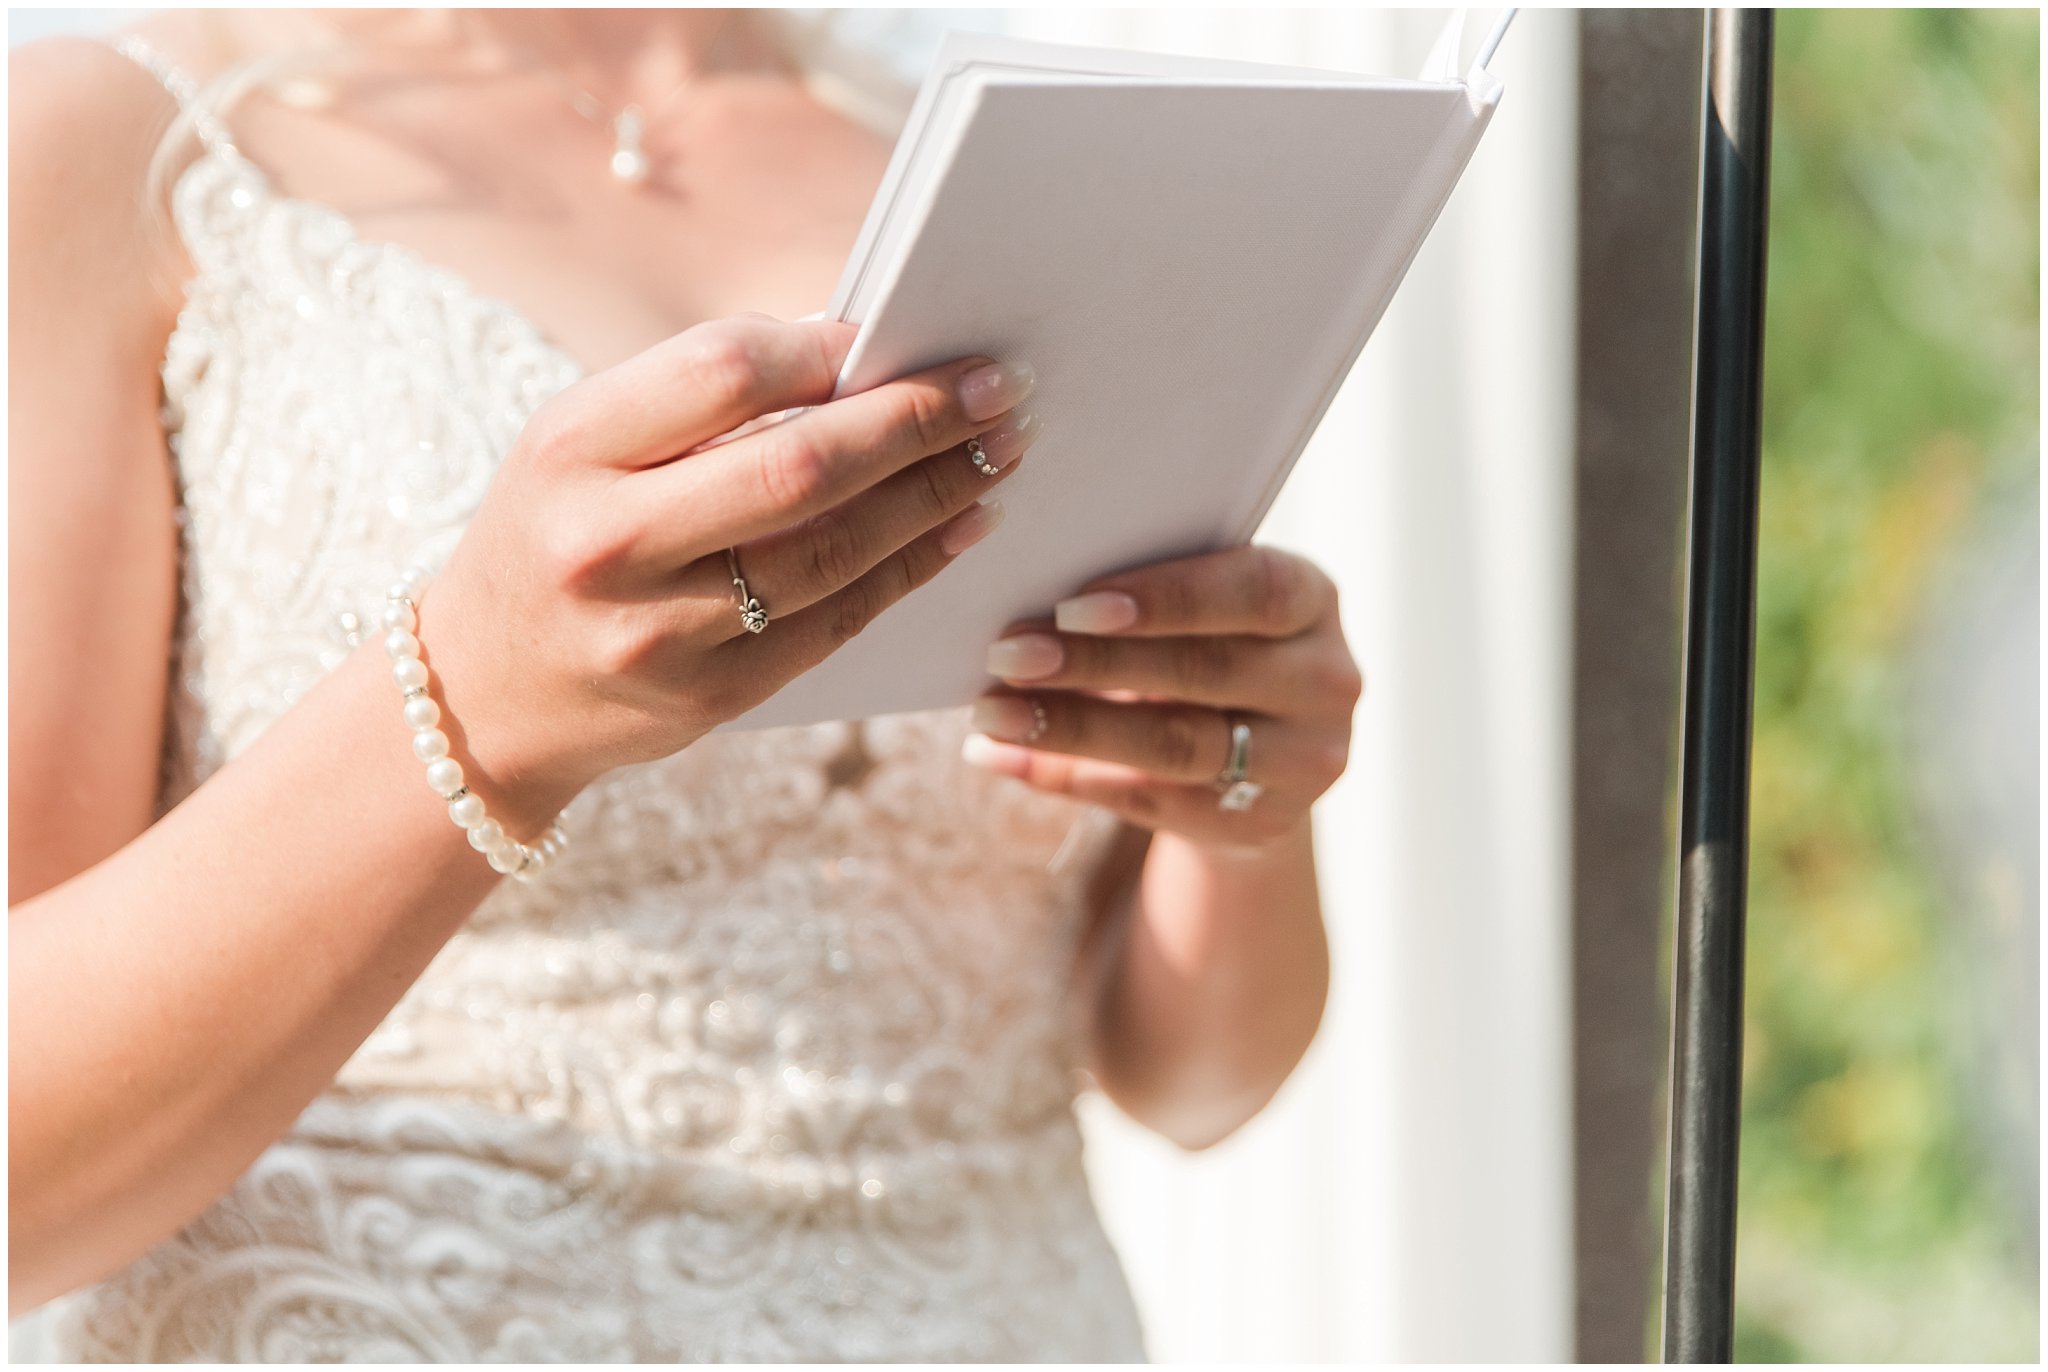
456, 8, 784, 109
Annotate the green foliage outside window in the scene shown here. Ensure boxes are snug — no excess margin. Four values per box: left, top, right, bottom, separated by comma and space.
1737, 8, 2038, 1361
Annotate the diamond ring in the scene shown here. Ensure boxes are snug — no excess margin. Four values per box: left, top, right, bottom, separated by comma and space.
1214, 715, 1264, 812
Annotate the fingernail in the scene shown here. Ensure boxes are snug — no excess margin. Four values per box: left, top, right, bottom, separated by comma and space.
985, 631, 1063, 680
961, 732, 1030, 775
1054, 590, 1139, 634
973, 410, 1041, 471
939, 499, 1005, 555
958, 359, 1037, 422
970, 694, 1040, 741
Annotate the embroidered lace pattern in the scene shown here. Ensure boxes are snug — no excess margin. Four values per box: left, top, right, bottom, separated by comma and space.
39, 38, 1147, 1362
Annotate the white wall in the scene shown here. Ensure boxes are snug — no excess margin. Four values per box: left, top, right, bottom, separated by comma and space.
999, 8, 1581, 1361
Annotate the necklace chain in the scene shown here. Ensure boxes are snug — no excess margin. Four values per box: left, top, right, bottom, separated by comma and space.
468, 13, 743, 189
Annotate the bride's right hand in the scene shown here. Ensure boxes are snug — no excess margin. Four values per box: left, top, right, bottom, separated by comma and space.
412, 314, 1038, 823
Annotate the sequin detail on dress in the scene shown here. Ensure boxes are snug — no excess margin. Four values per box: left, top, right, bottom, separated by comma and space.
41, 39, 1147, 1363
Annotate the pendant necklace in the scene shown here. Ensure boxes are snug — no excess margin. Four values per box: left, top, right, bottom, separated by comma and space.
561, 85, 674, 189
487, 14, 742, 190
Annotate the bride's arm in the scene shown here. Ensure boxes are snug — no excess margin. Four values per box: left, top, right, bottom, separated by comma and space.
974, 545, 1355, 1150
5, 41, 582, 1315
1072, 819, 1330, 1151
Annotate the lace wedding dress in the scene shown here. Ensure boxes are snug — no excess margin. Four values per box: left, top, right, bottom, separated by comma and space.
30, 37, 1149, 1362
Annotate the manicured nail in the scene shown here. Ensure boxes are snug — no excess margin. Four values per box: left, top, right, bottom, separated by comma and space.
961, 732, 1030, 776
939, 499, 1005, 555
1054, 590, 1139, 633
972, 410, 1041, 471
970, 694, 1040, 741
985, 631, 1063, 680
958, 359, 1037, 422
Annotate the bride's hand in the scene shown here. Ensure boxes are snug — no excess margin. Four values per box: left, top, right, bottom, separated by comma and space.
418, 314, 1039, 819
961, 545, 1360, 853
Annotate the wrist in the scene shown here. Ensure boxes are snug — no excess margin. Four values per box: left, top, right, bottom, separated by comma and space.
408, 585, 593, 834
1171, 809, 1314, 866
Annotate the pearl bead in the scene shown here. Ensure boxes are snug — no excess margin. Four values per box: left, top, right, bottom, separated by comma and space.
425, 757, 464, 795
611, 147, 650, 184
387, 570, 564, 881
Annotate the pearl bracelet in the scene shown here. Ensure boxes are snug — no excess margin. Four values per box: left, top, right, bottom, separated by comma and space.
383, 566, 566, 881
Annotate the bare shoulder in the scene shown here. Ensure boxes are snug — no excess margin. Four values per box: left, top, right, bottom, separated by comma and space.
11, 10, 270, 192
9, 33, 195, 313
9, 33, 177, 168
10, 6, 245, 131
11, 9, 290, 304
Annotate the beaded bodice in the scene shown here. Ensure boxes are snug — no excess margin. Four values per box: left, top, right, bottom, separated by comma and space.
38, 38, 1146, 1362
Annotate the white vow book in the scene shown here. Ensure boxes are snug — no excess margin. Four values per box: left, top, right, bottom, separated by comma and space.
717, 16, 1508, 733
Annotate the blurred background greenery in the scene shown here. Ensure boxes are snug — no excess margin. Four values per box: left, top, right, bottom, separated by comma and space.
1737, 7, 2038, 1361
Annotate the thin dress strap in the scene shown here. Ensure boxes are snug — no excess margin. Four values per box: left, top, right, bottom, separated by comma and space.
102, 33, 243, 161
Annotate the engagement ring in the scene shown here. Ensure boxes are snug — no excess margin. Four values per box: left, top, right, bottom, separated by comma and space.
1214, 716, 1264, 812
725, 547, 769, 633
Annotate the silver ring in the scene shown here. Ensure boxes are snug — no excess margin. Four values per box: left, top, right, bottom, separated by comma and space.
724, 547, 769, 633
965, 437, 998, 477
1214, 715, 1264, 812
1024, 697, 1049, 743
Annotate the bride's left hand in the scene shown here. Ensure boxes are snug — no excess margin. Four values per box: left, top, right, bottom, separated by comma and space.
960, 544, 1362, 851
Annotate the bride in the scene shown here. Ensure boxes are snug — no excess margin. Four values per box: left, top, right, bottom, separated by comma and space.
8, 8, 1353, 1360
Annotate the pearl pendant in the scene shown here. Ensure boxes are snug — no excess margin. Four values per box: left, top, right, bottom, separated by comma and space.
610, 106, 650, 188
610, 147, 650, 186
